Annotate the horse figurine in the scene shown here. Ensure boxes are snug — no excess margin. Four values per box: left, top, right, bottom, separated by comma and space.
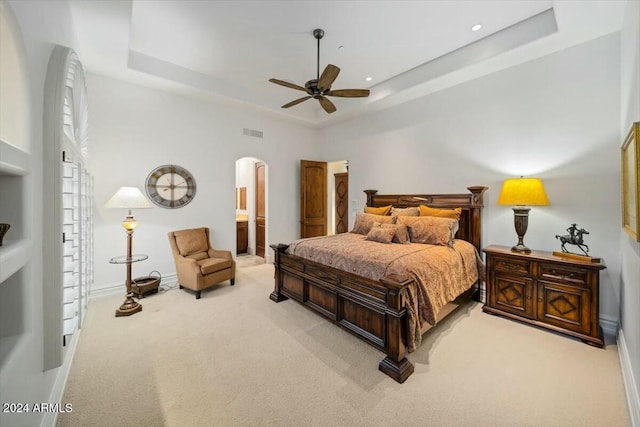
555, 223, 590, 256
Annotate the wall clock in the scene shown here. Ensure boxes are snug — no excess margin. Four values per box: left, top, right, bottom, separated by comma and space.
145, 164, 196, 209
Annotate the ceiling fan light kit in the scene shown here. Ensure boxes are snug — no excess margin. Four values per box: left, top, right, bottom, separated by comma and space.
269, 28, 370, 114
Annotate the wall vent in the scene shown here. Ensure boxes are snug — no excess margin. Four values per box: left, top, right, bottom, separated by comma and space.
243, 128, 263, 139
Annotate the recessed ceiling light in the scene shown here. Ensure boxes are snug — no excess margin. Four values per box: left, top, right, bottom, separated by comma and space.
365, 77, 372, 81
471, 24, 482, 32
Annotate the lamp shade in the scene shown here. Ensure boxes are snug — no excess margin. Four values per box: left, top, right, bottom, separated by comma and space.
105, 186, 152, 209
497, 177, 549, 206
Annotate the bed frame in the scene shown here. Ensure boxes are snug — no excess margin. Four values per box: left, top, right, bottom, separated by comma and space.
270, 186, 487, 383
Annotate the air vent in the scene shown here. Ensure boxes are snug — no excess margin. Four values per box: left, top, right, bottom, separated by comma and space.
243, 128, 263, 139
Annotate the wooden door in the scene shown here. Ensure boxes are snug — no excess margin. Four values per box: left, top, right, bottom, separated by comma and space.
300, 160, 327, 238
255, 161, 266, 258
334, 172, 348, 234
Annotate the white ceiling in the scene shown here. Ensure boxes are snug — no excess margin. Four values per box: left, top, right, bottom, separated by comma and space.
68, 0, 627, 127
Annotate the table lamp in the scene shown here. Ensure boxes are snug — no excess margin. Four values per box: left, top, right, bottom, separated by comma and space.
498, 177, 549, 253
105, 186, 152, 316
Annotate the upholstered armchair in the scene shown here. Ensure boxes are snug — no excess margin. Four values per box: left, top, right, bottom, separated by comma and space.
168, 227, 235, 299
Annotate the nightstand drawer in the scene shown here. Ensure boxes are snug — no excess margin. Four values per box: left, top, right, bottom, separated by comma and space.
493, 256, 531, 276
539, 263, 587, 287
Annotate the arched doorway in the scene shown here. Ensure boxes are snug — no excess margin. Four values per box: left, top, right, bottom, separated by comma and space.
235, 157, 268, 267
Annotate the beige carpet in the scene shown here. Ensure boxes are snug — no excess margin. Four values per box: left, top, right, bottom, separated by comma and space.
235, 254, 265, 269
58, 264, 630, 427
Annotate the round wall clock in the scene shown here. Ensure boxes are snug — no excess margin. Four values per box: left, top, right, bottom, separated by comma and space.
145, 165, 196, 209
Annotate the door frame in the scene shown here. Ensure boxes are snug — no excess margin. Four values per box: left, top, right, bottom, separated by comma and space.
234, 157, 268, 261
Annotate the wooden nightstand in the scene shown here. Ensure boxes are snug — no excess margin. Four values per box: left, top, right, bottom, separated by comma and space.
483, 245, 606, 347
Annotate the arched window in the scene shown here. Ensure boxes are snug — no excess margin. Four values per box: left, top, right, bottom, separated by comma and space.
43, 45, 93, 370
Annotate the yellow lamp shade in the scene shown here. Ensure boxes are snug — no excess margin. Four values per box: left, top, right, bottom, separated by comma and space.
498, 177, 549, 206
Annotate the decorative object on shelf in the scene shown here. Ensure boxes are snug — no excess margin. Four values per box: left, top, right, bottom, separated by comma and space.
622, 122, 639, 241
553, 224, 601, 262
145, 164, 196, 209
0, 223, 9, 246
555, 223, 591, 255
105, 186, 152, 317
498, 177, 549, 253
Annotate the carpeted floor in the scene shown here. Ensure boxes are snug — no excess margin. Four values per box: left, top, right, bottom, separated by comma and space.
58, 264, 630, 427
235, 254, 265, 269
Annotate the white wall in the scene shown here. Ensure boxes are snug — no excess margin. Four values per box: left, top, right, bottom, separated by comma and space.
87, 74, 320, 291
0, 1, 79, 426
0, 2, 29, 152
320, 34, 622, 328
619, 0, 640, 423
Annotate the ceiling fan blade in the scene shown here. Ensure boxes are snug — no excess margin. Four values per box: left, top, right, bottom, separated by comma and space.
318, 64, 340, 91
269, 78, 307, 92
282, 96, 312, 108
326, 89, 370, 98
318, 96, 336, 114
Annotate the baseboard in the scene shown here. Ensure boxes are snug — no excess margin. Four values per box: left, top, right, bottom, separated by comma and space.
89, 273, 177, 300
88, 283, 121, 299
600, 314, 618, 337
41, 329, 81, 427
619, 328, 640, 427
158, 273, 177, 287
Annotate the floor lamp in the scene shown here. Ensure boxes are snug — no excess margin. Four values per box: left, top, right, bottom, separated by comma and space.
105, 186, 152, 317
498, 177, 549, 253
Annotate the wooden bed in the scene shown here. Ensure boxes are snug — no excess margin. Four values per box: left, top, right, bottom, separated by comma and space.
270, 186, 487, 383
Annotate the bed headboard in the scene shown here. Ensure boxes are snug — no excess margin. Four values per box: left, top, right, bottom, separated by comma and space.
364, 186, 488, 253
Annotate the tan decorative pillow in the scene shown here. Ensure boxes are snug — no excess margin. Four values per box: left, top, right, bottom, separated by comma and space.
364, 205, 392, 216
174, 229, 208, 256
419, 205, 462, 220
374, 222, 411, 244
351, 212, 396, 235
397, 216, 458, 246
390, 206, 420, 217
365, 226, 396, 244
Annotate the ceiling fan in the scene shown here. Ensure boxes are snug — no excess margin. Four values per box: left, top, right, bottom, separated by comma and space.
269, 29, 370, 114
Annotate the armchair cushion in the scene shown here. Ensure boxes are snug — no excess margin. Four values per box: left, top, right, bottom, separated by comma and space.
186, 251, 209, 261
174, 228, 208, 256
198, 258, 233, 275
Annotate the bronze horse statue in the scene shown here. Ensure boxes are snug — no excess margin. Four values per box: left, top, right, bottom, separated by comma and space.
555, 223, 590, 255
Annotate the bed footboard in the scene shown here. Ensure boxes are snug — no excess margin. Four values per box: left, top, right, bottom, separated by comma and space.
270, 243, 415, 383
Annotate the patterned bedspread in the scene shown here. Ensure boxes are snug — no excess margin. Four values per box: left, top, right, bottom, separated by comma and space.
287, 233, 482, 351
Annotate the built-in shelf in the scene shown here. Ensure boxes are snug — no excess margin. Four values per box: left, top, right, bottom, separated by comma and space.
0, 139, 30, 176
0, 333, 29, 370
0, 239, 32, 283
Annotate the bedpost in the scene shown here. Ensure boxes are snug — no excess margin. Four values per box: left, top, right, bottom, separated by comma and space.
364, 189, 378, 207
269, 243, 290, 303
466, 186, 488, 253
379, 274, 415, 383
467, 186, 488, 302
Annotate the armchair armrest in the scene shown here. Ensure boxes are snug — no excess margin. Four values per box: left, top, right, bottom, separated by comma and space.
174, 256, 203, 287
